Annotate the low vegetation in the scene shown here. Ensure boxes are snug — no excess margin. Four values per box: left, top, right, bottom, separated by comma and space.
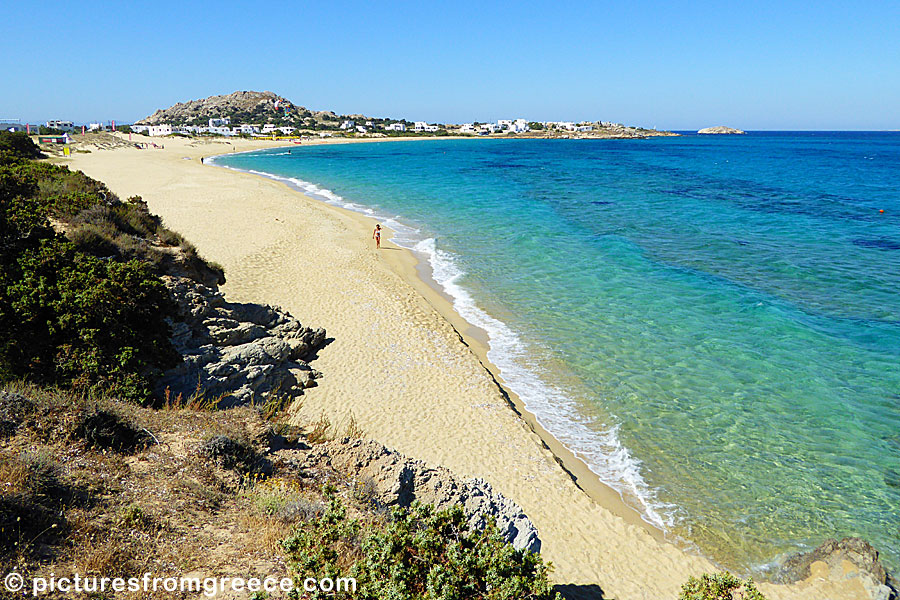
282, 498, 560, 600
0, 382, 563, 599
0, 131, 221, 401
679, 572, 767, 600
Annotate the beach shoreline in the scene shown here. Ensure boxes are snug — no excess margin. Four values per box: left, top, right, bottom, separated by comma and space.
206, 143, 672, 541
57, 133, 873, 600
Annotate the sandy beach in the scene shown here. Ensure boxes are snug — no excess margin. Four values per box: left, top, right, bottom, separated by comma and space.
60, 134, 871, 600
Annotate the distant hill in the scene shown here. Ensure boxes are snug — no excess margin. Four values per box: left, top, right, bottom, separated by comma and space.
136, 90, 374, 128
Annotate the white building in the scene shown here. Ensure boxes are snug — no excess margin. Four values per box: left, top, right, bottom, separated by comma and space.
278, 126, 296, 135
88, 122, 103, 131
46, 120, 75, 132
146, 124, 173, 136
497, 120, 513, 129
385, 123, 407, 132
262, 124, 279, 133
356, 125, 367, 133
479, 123, 500, 133
208, 126, 233, 136
209, 117, 230, 128
413, 121, 428, 132
576, 125, 593, 132
178, 125, 207, 134
340, 120, 355, 130
232, 124, 259, 135
459, 124, 476, 134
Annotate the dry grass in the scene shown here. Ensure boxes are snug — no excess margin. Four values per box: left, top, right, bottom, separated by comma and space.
344, 413, 365, 439
0, 381, 386, 595
306, 412, 333, 444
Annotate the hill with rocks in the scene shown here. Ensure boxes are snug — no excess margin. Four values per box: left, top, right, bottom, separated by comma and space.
136, 90, 372, 128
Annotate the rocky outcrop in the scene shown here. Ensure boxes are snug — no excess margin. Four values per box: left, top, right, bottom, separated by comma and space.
137, 90, 365, 127
778, 537, 895, 600
698, 125, 746, 134
291, 437, 542, 553
156, 276, 326, 407
138, 91, 304, 125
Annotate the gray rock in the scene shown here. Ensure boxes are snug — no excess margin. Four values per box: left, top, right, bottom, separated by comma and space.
301, 437, 542, 553
155, 276, 326, 407
697, 125, 746, 134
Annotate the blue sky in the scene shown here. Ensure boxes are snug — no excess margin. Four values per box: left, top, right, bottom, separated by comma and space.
2, 0, 898, 129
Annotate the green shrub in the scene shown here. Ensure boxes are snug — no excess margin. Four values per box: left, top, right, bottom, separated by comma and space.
0, 237, 179, 401
679, 572, 767, 600
0, 135, 230, 402
282, 495, 560, 600
67, 223, 121, 257
0, 131, 43, 160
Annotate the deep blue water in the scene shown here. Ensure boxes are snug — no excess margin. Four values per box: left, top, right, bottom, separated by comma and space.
215, 132, 900, 572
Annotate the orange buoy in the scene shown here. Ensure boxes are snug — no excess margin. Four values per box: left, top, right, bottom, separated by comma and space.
880, 209, 885, 213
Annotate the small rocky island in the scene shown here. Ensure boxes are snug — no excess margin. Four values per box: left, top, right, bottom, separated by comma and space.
698, 126, 746, 134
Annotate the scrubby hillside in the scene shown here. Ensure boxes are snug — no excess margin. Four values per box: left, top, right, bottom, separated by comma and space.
0, 132, 224, 401
0, 383, 561, 600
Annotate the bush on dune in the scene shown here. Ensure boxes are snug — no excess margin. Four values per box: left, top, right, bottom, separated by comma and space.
282, 495, 561, 600
0, 132, 181, 401
0, 131, 44, 161
0, 238, 179, 400
679, 572, 768, 600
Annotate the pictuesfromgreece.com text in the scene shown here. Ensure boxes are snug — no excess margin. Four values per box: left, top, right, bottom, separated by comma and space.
3, 571, 356, 597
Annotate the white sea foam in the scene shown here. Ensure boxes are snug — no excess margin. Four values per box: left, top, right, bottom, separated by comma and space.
209, 155, 676, 530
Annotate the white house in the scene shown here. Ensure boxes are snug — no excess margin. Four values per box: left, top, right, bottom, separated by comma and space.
88, 122, 104, 131
413, 121, 428, 132
576, 125, 593, 132
497, 120, 513, 129
459, 123, 476, 134
209, 118, 230, 128
146, 124, 173, 136
46, 120, 75, 131
139, 123, 173, 136
385, 123, 407, 131
479, 123, 500, 133
356, 125, 367, 133
278, 126, 296, 135
232, 124, 259, 135
208, 126, 233, 136
340, 120, 355, 130
424, 124, 439, 132
262, 124, 279, 133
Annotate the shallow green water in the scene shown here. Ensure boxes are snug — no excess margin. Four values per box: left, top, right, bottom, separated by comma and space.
216, 133, 900, 572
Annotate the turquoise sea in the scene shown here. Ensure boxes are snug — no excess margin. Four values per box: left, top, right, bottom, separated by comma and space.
214, 133, 900, 574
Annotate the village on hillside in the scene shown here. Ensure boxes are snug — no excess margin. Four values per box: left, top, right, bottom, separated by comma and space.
0, 117, 660, 141
1, 90, 674, 143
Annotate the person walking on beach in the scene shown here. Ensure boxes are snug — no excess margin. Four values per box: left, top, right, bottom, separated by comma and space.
373, 224, 382, 249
